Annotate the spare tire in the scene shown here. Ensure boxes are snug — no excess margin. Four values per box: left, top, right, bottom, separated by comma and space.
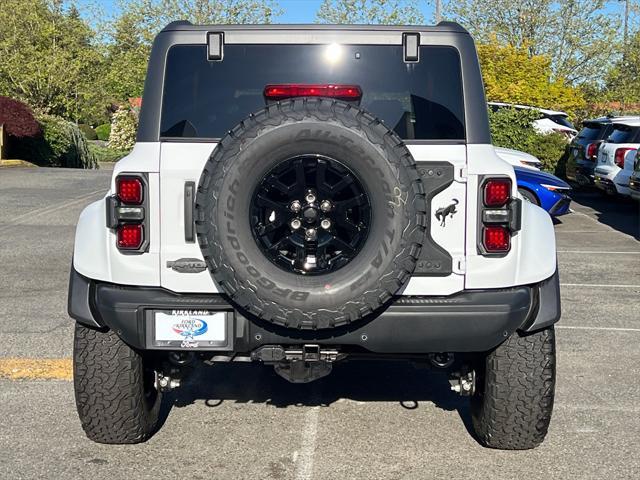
196, 98, 426, 329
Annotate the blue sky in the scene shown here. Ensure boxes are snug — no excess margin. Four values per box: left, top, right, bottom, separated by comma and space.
78, 0, 626, 25
78, 0, 435, 23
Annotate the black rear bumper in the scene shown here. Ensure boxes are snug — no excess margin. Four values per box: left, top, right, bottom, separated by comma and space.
69, 267, 560, 354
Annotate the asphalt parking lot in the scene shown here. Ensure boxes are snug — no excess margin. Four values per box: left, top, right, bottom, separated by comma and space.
1, 166, 639, 480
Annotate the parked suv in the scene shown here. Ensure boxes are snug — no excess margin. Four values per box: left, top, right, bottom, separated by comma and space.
594, 119, 640, 196
566, 116, 640, 187
69, 22, 560, 449
629, 150, 640, 201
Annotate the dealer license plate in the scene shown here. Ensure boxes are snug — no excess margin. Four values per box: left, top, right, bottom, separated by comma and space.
153, 310, 227, 347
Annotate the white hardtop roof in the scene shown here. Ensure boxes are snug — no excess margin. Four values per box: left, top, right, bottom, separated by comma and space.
612, 118, 640, 127
488, 101, 568, 116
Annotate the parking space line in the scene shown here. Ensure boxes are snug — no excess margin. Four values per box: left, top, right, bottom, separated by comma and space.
560, 283, 640, 288
557, 325, 640, 333
0, 358, 72, 380
555, 230, 612, 233
294, 406, 320, 480
557, 250, 640, 254
571, 210, 637, 237
0, 189, 105, 233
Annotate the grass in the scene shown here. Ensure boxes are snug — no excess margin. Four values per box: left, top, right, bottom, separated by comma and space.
88, 142, 130, 163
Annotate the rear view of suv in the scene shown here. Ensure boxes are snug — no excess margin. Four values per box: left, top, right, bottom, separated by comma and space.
68, 22, 560, 449
594, 119, 640, 196
567, 116, 640, 188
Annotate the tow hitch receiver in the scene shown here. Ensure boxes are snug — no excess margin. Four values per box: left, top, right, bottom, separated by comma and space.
449, 369, 476, 396
252, 344, 343, 383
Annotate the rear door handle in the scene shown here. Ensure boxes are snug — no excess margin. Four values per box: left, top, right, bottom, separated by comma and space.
184, 181, 195, 242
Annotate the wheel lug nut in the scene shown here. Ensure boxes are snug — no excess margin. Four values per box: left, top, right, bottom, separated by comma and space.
290, 200, 302, 212
305, 193, 316, 203
320, 200, 332, 212
305, 228, 317, 240
320, 219, 331, 229
290, 219, 301, 230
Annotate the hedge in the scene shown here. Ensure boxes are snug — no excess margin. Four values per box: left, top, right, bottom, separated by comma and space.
488, 108, 568, 174
79, 124, 98, 141
89, 143, 130, 163
95, 123, 111, 141
14, 114, 98, 169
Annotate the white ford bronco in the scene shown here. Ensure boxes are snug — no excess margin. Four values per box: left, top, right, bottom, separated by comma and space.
69, 22, 560, 449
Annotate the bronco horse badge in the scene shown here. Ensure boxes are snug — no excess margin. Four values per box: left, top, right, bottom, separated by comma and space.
435, 199, 459, 227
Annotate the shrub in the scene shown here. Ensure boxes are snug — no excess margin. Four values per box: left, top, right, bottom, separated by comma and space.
79, 124, 98, 141
14, 115, 98, 169
95, 123, 111, 141
489, 108, 568, 174
89, 143, 130, 163
108, 106, 137, 150
0, 96, 40, 138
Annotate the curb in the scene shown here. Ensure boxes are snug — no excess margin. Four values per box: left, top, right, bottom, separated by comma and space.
0, 159, 37, 168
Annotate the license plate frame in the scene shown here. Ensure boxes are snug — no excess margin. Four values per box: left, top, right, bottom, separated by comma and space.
146, 309, 233, 350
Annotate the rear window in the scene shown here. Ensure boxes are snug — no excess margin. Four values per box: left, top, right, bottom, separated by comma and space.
545, 114, 574, 130
160, 44, 465, 141
606, 125, 639, 144
577, 122, 606, 141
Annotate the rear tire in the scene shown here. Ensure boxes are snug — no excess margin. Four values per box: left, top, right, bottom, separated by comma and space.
470, 326, 556, 450
518, 187, 539, 206
73, 323, 162, 444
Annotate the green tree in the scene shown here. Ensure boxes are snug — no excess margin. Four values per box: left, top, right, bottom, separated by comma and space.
316, 0, 424, 24
478, 37, 585, 115
606, 28, 640, 105
0, 0, 102, 123
443, 0, 618, 84
97, 0, 281, 113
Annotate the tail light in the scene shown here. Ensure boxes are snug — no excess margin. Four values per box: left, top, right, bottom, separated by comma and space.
116, 177, 143, 204
586, 142, 599, 160
483, 226, 511, 252
107, 174, 148, 253
264, 84, 362, 101
484, 178, 511, 207
117, 224, 143, 249
479, 177, 519, 255
614, 147, 636, 168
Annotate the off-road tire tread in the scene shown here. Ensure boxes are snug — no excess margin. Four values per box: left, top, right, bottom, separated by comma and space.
471, 326, 556, 450
196, 98, 427, 329
73, 323, 161, 444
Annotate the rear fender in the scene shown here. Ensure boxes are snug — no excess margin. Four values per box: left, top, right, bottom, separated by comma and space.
465, 144, 556, 288
73, 143, 162, 286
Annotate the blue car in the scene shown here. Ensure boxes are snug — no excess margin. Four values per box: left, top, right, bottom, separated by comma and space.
514, 166, 572, 216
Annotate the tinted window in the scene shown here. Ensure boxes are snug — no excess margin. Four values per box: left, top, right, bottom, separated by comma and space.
161, 44, 465, 140
606, 125, 638, 144
546, 114, 574, 129
577, 122, 606, 141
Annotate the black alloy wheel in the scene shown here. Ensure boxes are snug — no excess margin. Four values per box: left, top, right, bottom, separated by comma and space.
250, 155, 371, 275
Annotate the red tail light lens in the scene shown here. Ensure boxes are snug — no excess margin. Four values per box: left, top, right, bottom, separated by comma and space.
586, 142, 599, 160
116, 177, 143, 204
264, 84, 362, 101
614, 147, 636, 168
483, 226, 510, 252
117, 224, 143, 249
484, 178, 511, 207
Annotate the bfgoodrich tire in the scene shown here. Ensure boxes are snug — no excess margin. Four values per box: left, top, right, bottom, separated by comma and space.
73, 323, 162, 444
196, 98, 427, 330
470, 326, 556, 450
